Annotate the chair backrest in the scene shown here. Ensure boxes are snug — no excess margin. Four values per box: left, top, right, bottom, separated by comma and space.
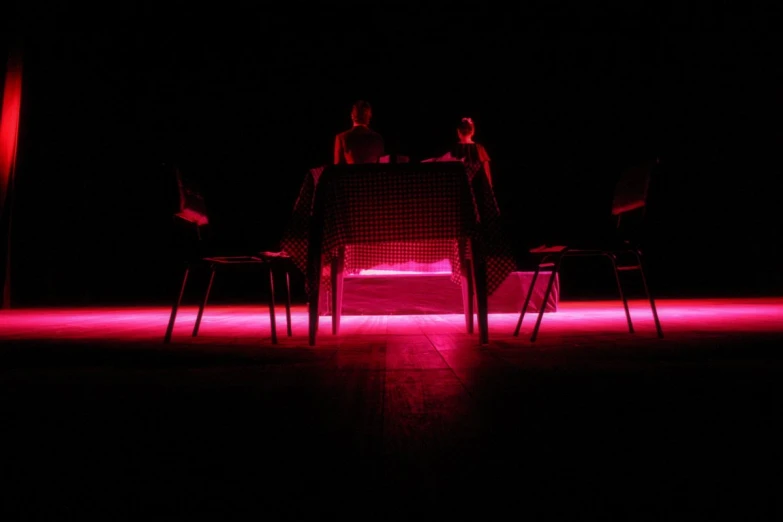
611, 158, 656, 216
165, 165, 211, 254
611, 158, 658, 242
173, 166, 209, 227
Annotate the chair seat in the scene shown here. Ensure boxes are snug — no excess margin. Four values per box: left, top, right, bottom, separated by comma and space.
202, 251, 293, 266
530, 239, 637, 256
202, 255, 266, 264
188, 242, 288, 262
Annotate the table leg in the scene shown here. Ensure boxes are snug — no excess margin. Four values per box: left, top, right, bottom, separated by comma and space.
471, 242, 490, 345
331, 246, 345, 335
461, 258, 474, 333
308, 250, 323, 347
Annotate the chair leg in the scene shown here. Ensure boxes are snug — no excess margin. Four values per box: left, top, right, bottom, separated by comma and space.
268, 266, 278, 344
513, 266, 540, 337
531, 257, 562, 342
608, 253, 634, 334
284, 270, 292, 337
635, 251, 664, 339
164, 266, 190, 343
192, 266, 215, 337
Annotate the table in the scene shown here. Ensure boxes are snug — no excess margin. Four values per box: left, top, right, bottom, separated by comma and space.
279, 162, 517, 345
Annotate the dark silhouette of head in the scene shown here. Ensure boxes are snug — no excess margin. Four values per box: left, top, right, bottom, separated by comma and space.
351, 100, 373, 125
457, 118, 476, 138
457, 117, 475, 142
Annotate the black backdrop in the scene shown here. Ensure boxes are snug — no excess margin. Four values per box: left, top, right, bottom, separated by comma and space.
2, 2, 782, 305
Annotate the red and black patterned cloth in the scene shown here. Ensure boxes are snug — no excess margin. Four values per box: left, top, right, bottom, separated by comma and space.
279, 162, 517, 299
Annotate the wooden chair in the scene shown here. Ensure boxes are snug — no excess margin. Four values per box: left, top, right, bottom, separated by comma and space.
163, 166, 293, 344
513, 159, 664, 341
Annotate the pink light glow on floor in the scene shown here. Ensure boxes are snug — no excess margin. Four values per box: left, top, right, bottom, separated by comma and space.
0, 298, 781, 343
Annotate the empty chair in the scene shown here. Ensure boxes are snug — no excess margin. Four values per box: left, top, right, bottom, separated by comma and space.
163, 165, 293, 343
513, 158, 664, 341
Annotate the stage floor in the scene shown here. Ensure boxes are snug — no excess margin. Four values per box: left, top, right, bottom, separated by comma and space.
1, 297, 781, 345
1, 298, 782, 519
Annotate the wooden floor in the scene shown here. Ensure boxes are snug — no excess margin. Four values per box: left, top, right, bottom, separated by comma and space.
1, 298, 782, 519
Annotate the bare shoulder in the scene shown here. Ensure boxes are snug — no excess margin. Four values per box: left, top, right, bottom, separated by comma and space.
477, 143, 490, 161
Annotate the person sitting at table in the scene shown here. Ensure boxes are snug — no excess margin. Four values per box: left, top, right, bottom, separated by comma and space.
334, 100, 385, 164
452, 117, 493, 188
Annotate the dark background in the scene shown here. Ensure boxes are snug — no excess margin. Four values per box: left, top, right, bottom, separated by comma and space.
2, 2, 782, 306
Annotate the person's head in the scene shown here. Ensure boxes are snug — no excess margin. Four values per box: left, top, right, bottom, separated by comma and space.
457, 117, 475, 142
351, 100, 372, 125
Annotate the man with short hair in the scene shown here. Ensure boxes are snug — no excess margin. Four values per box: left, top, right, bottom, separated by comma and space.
334, 100, 385, 164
